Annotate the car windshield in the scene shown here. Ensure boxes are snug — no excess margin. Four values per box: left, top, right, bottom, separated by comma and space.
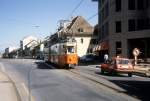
116, 59, 129, 64
67, 46, 74, 53
86, 54, 94, 58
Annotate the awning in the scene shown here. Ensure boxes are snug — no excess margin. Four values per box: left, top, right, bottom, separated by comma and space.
93, 46, 97, 52
93, 41, 109, 52
93, 45, 98, 52
100, 41, 109, 50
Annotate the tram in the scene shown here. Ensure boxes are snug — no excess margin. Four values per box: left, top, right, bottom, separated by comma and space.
49, 38, 78, 68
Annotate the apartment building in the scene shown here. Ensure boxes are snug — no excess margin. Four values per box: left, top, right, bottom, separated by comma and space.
20, 35, 40, 57
56, 16, 94, 57
95, 0, 150, 61
4, 46, 18, 58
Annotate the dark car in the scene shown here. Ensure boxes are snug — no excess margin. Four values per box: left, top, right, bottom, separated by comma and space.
80, 54, 96, 62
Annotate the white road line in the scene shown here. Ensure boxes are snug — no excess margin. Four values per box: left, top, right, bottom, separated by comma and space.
21, 83, 35, 101
21, 83, 29, 95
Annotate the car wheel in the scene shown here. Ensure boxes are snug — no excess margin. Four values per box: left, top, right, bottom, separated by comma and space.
109, 71, 115, 75
101, 68, 104, 74
128, 73, 132, 77
108, 70, 114, 76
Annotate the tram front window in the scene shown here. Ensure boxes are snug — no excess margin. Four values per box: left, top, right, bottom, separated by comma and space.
67, 46, 74, 53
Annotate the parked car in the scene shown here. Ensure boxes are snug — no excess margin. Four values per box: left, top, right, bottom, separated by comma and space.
134, 63, 150, 77
79, 54, 96, 62
100, 57, 134, 77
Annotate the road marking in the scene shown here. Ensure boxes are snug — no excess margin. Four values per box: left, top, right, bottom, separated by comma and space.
22, 83, 29, 95
21, 83, 35, 101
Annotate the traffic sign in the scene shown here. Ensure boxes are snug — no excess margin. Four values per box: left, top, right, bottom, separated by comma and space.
133, 48, 140, 56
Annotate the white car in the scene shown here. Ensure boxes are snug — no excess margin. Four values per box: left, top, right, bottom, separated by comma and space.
134, 64, 150, 77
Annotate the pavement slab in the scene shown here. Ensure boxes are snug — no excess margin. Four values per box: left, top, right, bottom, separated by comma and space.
0, 71, 19, 101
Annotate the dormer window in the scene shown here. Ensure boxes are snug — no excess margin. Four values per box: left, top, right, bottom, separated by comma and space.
78, 28, 84, 33
81, 38, 83, 43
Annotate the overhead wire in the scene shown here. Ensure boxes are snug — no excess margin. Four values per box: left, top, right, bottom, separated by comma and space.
67, 0, 85, 19
87, 12, 98, 21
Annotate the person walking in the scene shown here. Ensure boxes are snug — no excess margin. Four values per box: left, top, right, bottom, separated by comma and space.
104, 53, 109, 63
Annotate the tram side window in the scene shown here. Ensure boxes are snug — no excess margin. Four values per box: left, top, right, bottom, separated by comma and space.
67, 46, 74, 53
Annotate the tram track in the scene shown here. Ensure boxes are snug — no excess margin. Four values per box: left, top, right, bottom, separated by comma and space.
69, 68, 126, 92
63, 68, 139, 101
45, 62, 131, 92
44, 62, 139, 100
44, 62, 124, 92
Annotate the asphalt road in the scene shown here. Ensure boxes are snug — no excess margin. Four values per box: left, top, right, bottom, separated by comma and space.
76, 65, 150, 101
0, 59, 139, 101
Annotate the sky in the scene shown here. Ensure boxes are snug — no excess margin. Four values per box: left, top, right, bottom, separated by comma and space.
0, 0, 98, 52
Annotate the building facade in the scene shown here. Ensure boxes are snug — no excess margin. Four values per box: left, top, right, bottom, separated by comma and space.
4, 46, 18, 58
20, 35, 40, 58
91, 24, 99, 53
97, 0, 150, 61
57, 16, 94, 57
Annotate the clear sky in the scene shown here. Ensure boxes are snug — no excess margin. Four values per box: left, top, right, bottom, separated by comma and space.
0, 0, 98, 52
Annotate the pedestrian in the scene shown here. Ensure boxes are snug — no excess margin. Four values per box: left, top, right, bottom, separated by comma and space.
104, 53, 109, 63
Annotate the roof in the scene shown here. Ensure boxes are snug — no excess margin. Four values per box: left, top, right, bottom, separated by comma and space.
66, 16, 79, 29
66, 16, 93, 35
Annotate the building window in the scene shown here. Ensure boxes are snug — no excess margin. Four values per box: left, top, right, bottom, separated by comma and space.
105, 2, 109, 18
128, 0, 135, 10
78, 28, 84, 33
116, 21, 121, 33
137, 0, 144, 10
129, 18, 150, 31
146, 0, 149, 9
90, 39, 97, 44
116, 41, 122, 56
116, 0, 121, 12
44, 42, 48, 47
101, 0, 105, 4
81, 38, 83, 44
128, 19, 136, 31
145, 18, 150, 29
137, 18, 150, 30
101, 8, 104, 21
101, 25, 104, 38
137, 19, 145, 30
105, 22, 109, 36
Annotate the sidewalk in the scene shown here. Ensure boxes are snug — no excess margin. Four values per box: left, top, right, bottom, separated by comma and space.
0, 71, 20, 101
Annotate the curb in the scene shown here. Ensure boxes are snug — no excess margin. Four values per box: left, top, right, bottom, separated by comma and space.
0, 70, 22, 101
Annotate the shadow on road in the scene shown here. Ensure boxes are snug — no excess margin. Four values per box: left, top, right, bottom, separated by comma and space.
34, 61, 150, 101
95, 72, 150, 101
34, 61, 55, 69
34, 61, 73, 69
110, 79, 150, 101
95, 72, 125, 77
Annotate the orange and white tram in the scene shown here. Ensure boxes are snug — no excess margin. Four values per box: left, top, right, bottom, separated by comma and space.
48, 38, 78, 68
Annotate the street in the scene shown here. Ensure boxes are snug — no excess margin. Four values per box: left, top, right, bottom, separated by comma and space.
0, 59, 140, 101
1, 0, 150, 101
75, 65, 150, 101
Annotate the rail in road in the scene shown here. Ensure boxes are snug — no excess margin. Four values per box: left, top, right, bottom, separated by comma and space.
71, 65, 150, 101
44, 62, 139, 101
69, 68, 126, 92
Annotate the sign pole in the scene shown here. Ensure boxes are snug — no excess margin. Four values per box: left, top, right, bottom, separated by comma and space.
133, 48, 140, 65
